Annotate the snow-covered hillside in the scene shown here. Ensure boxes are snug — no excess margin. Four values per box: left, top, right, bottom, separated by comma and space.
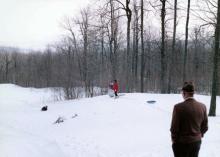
0, 84, 220, 157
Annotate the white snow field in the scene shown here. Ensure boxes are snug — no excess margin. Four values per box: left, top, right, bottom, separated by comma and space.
0, 84, 220, 157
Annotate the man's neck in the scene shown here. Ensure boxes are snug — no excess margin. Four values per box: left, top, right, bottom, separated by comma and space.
184, 97, 194, 101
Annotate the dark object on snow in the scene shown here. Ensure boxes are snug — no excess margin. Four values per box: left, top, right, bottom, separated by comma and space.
41, 106, 48, 111
147, 100, 156, 104
72, 114, 78, 119
54, 116, 65, 124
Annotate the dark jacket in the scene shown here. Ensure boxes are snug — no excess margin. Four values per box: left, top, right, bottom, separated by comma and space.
170, 98, 208, 144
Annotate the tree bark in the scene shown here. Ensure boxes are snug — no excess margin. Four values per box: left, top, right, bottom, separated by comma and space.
168, 0, 177, 93
209, 0, 220, 117
133, 0, 139, 91
160, 0, 166, 93
125, 0, 132, 92
183, 0, 191, 82
140, 0, 145, 92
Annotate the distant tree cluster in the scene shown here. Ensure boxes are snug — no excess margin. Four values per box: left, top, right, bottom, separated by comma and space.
0, 0, 219, 109
0, 32, 213, 95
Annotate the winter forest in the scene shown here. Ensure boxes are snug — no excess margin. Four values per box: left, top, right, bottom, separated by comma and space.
0, 0, 220, 115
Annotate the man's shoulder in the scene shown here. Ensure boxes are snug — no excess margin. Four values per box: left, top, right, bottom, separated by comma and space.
174, 101, 185, 107
174, 99, 206, 110
194, 100, 207, 109
174, 101, 185, 110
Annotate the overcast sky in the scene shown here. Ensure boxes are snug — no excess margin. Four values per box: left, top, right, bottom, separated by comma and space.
0, 0, 213, 50
0, 0, 91, 50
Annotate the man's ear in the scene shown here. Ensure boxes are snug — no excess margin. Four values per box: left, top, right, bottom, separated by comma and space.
182, 91, 186, 97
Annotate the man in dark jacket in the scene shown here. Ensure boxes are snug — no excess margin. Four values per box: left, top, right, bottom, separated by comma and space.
170, 82, 208, 157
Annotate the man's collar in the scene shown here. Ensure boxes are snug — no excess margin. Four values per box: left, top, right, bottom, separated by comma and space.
184, 97, 194, 101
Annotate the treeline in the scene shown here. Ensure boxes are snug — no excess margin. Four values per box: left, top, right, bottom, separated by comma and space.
0, 0, 218, 101
0, 35, 213, 96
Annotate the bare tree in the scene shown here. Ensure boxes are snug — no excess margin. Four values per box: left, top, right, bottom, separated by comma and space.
209, 0, 220, 117
3, 52, 12, 82
183, 0, 191, 82
11, 52, 19, 84
132, 0, 139, 91
160, 0, 167, 93
112, 0, 132, 91
106, 0, 120, 80
168, 0, 177, 93
79, 9, 89, 96
125, 0, 132, 92
140, 0, 145, 92
99, 13, 106, 87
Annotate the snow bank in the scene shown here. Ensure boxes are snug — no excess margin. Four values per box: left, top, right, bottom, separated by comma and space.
0, 125, 65, 157
0, 84, 220, 157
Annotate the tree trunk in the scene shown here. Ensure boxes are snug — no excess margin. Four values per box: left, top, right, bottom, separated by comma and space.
168, 0, 177, 93
183, 0, 191, 82
108, 0, 119, 81
134, 2, 139, 89
209, 0, 220, 117
140, 0, 145, 92
133, 0, 139, 91
160, 0, 166, 93
126, 0, 132, 92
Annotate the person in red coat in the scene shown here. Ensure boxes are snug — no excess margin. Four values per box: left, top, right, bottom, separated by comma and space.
113, 80, 119, 97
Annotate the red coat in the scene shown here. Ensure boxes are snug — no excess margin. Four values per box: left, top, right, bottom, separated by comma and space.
113, 83, 118, 92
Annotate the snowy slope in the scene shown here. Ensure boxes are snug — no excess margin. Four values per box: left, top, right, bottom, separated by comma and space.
0, 84, 220, 157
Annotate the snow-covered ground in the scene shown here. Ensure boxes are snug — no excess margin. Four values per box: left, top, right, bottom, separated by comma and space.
0, 84, 220, 157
